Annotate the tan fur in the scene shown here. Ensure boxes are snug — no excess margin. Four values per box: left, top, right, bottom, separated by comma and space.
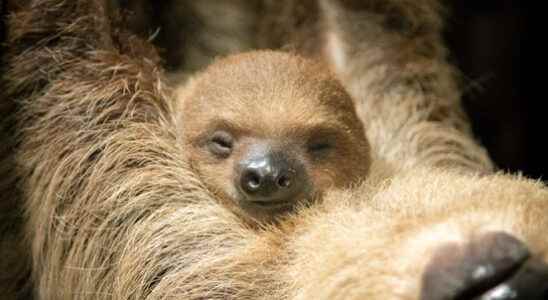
174, 50, 370, 223
0, 0, 545, 299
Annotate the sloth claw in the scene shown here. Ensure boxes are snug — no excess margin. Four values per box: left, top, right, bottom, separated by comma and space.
421, 231, 548, 300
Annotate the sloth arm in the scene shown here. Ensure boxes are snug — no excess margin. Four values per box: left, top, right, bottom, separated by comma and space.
319, 0, 493, 173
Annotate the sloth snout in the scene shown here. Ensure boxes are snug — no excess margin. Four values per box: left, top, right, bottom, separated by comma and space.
237, 151, 305, 208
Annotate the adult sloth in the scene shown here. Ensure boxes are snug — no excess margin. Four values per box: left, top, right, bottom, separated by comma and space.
1, 0, 547, 299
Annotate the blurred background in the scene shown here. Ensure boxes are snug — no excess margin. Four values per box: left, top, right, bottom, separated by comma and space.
447, 1, 545, 179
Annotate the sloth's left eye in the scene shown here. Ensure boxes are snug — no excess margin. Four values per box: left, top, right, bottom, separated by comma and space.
307, 140, 334, 158
208, 131, 234, 158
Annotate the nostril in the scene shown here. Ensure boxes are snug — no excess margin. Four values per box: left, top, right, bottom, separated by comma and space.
242, 170, 262, 193
277, 174, 292, 188
248, 172, 261, 189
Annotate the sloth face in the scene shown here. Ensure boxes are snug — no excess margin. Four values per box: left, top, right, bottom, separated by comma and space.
176, 51, 370, 222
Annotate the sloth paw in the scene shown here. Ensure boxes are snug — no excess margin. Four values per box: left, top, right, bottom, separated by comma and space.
421, 231, 548, 300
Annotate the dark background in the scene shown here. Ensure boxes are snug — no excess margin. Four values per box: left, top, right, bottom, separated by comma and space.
447, 1, 545, 179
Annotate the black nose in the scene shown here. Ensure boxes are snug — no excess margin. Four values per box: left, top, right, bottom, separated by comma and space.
238, 153, 305, 206
421, 232, 548, 300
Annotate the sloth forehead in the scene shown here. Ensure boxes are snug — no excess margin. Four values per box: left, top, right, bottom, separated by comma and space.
185, 80, 357, 131
184, 93, 353, 138
191, 50, 350, 108
180, 51, 361, 137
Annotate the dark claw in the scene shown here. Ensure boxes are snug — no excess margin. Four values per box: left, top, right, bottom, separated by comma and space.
478, 258, 548, 300
421, 232, 548, 300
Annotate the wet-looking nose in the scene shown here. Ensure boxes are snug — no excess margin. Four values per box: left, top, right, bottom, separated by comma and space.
238, 152, 305, 206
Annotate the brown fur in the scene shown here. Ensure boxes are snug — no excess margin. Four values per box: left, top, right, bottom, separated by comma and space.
318, 0, 493, 172
175, 50, 370, 222
0, 1, 31, 297
0, 0, 546, 299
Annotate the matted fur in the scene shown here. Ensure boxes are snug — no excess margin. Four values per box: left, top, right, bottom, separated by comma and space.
1, 0, 546, 300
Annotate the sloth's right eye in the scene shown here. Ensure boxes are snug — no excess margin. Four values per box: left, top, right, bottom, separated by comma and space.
208, 131, 234, 158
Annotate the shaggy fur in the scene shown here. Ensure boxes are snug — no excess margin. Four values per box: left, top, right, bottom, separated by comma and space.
1, 0, 546, 299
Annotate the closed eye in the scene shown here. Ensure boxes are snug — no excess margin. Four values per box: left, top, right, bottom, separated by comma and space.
306, 127, 340, 158
308, 141, 332, 153
208, 131, 234, 158
307, 138, 336, 160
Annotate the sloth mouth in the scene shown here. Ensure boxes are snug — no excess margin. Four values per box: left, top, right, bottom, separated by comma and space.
248, 199, 294, 209
243, 192, 315, 211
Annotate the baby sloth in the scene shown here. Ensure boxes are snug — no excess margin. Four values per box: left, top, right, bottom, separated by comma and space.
175, 50, 370, 222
